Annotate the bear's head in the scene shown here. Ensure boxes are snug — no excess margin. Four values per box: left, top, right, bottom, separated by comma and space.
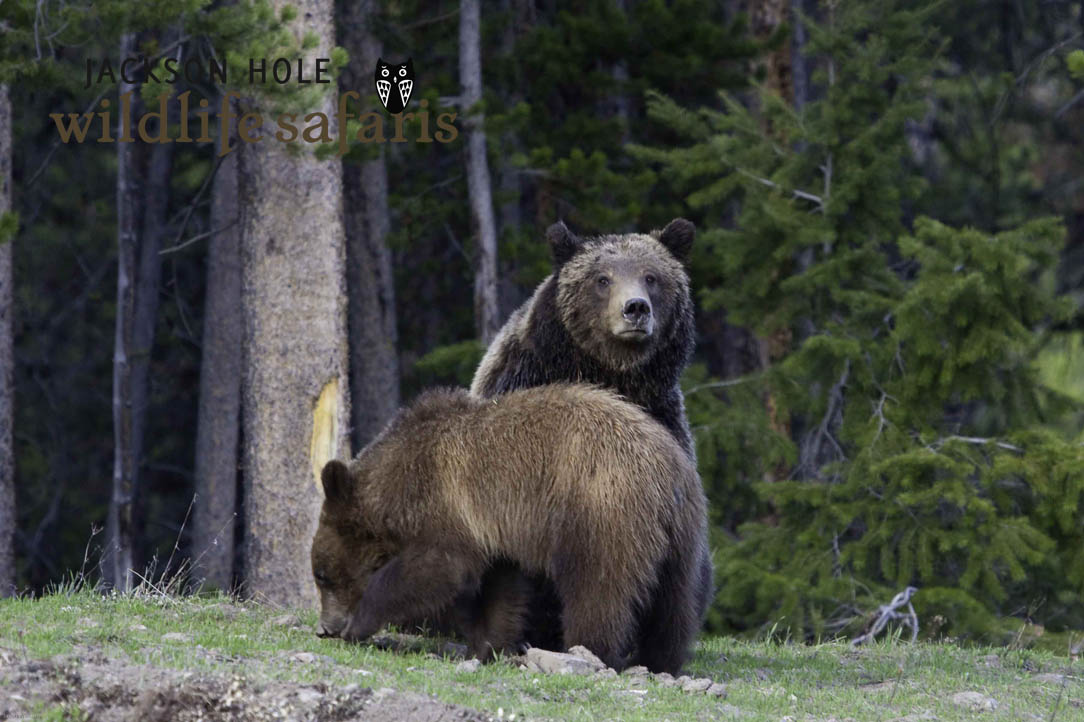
311, 458, 395, 639
549, 218, 694, 371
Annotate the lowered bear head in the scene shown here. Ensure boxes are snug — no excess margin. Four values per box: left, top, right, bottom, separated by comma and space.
548, 218, 694, 371
311, 459, 395, 639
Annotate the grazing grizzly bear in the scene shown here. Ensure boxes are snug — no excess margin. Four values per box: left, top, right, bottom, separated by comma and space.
471, 218, 697, 456
310, 384, 710, 674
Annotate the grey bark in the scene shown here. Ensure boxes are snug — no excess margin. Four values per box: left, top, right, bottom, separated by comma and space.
611, 0, 631, 147
192, 113, 242, 590
106, 51, 175, 591
460, 0, 500, 345
340, 0, 400, 450
0, 84, 15, 596
239, 0, 351, 608
106, 32, 141, 591
791, 0, 809, 112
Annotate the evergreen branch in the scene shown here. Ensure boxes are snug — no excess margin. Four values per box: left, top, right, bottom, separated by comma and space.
684, 372, 764, 396
26, 86, 111, 189
798, 360, 850, 477
159, 153, 227, 255
400, 8, 460, 31
158, 221, 237, 256
930, 436, 1024, 454
735, 167, 824, 210
1055, 88, 1084, 119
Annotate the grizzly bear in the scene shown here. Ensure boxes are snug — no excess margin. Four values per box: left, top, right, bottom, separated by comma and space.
471, 218, 697, 456
468, 219, 710, 650
310, 384, 710, 674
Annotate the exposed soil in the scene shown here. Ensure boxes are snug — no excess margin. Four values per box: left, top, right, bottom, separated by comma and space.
0, 644, 491, 722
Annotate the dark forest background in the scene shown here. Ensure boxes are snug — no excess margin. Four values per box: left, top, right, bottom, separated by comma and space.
2, 0, 1084, 649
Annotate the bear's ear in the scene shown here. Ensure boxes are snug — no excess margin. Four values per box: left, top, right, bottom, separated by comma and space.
546, 221, 582, 266
320, 460, 353, 503
657, 218, 695, 263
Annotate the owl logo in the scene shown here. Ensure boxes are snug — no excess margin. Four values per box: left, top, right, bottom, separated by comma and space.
375, 58, 415, 114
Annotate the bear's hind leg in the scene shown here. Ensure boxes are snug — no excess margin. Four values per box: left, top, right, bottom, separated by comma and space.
633, 544, 708, 675
556, 575, 637, 671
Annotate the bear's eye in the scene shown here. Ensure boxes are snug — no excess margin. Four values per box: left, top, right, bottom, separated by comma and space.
597, 275, 610, 288
314, 570, 331, 588
644, 273, 657, 286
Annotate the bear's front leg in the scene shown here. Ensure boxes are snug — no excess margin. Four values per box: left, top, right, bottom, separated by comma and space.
342, 545, 484, 643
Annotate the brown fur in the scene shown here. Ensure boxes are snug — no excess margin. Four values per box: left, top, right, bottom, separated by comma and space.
471, 220, 697, 454
311, 384, 710, 673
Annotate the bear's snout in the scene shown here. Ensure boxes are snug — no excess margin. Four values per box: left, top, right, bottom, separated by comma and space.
622, 297, 651, 324
612, 291, 654, 340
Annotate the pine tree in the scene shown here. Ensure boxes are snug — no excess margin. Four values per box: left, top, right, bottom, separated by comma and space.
638, 0, 1084, 640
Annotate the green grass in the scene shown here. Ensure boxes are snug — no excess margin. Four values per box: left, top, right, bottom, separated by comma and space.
1, 589, 1082, 721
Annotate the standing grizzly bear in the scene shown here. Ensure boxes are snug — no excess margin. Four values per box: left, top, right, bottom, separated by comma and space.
471, 218, 697, 456
468, 219, 711, 650
310, 384, 710, 674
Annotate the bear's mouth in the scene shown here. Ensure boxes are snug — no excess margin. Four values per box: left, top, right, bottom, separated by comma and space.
615, 327, 651, 340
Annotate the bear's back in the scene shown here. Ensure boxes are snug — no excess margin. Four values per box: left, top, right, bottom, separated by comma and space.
422, 384, 701, 562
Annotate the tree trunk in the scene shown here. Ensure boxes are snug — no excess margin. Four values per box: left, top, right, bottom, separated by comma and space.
106, 48, 175, 591
0, 83, 15, 596
106, 32, 141, 592
791, 0, 810, 112
611, 0, 632, 147
340, 0, 400, 450
460, 0, 500, 345
239, 0, 351, 608
751, 0, 792, 103
130, 124, 173, 552
192, 111, 242, 590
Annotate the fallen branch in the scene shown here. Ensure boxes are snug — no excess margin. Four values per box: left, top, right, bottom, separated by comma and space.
851, 586, 919, 646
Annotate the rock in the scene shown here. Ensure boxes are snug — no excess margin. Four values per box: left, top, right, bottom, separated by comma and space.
524, 648, 602, 675
675, 675, 691, 686
285, 651, 333, 665
566, 646, 606, 669
981, 653, 1001, 668
129, 623, 148, 632
594, 668, 618, 679
654, 672, 678, 687
161, 632, 191, 643
951, 691, 998, 711
681, 677, 713, 693
621, 665, 650, 676
295, 687, 323, 705
1033, 673, 1065, 684
706, 682, 728, 698
270, 613, 303, 628
456, 659, 482, 673
442, 642, 470, 659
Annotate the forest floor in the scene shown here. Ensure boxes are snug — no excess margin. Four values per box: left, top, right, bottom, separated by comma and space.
0, 590, 1081, 722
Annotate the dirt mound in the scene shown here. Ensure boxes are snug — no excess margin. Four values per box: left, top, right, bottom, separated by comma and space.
0, 646, 489, 722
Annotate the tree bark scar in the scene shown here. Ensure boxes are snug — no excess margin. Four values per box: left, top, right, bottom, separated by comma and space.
311, 378, 341, 490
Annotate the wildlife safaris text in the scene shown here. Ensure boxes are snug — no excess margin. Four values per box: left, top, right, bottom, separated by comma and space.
48, 91, 458, 156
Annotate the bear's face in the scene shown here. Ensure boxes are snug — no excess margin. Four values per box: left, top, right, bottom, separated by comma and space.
550, 219, 694, 371
311, 460, 395, 638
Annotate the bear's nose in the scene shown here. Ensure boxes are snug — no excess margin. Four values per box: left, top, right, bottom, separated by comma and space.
623, 298, 651, 322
